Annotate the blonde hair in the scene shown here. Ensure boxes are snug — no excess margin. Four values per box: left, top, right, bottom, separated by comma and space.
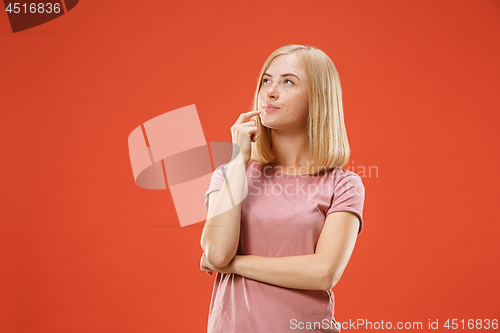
250, 44, 351, 173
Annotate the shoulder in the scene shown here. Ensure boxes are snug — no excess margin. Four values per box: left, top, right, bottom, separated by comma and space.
334, 166, 362, 178
213, 162, 229, 173
211, 162, 230, 182
330, 167, 364, 189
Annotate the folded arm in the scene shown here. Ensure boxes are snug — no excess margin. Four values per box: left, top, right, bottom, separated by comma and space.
202, 211, 360, 291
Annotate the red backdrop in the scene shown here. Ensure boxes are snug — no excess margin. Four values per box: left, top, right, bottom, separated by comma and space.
1, 1, 499, 332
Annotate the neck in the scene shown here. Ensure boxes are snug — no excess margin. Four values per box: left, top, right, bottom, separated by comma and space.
270, 127, 310, 170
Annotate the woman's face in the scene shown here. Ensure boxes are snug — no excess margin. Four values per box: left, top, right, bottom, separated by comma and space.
258, 53, 309, 131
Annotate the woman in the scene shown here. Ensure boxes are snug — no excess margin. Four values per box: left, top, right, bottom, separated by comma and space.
200, 44, 365, 333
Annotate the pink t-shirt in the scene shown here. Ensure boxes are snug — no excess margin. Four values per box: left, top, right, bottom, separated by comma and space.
204, 159, 365, 333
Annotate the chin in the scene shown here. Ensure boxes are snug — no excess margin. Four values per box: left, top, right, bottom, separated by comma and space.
260, 114, 276, 127
260, 120, 276, 129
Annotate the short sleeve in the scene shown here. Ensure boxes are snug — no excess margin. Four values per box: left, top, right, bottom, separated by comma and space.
204, 163, 230, 212
326, 173, 365, 235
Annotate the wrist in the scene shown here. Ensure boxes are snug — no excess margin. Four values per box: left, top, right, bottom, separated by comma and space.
240, 154, 250, 168
232, 152, 250, 170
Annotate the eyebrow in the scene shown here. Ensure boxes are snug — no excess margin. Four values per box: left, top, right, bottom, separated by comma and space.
263, 72, 301, 80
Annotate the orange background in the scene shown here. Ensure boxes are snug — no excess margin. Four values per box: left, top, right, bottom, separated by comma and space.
1, 1, 499, 332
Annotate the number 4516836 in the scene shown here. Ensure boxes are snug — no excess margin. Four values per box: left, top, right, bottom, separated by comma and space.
5, 3, 61, 14
444, 319, 498, 330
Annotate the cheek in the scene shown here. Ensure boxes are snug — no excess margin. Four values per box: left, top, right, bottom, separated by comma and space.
257, 91, 265, 106
299, 89, 309, 109
285, 92, 309, 118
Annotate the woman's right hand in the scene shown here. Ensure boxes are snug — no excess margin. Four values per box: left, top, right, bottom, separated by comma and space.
230, 110, 261, 165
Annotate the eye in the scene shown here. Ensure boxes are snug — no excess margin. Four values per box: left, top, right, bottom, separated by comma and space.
262, 78, 270, 83
285, 79, 294, 84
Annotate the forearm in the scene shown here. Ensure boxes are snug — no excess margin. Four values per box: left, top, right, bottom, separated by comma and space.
200, 153, 248, 267
231, 254, 332, 291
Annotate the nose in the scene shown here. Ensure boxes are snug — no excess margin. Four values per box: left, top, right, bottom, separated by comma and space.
265, 83, 279, 100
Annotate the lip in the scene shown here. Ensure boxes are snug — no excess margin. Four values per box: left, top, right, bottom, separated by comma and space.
263, 104, 279, 113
